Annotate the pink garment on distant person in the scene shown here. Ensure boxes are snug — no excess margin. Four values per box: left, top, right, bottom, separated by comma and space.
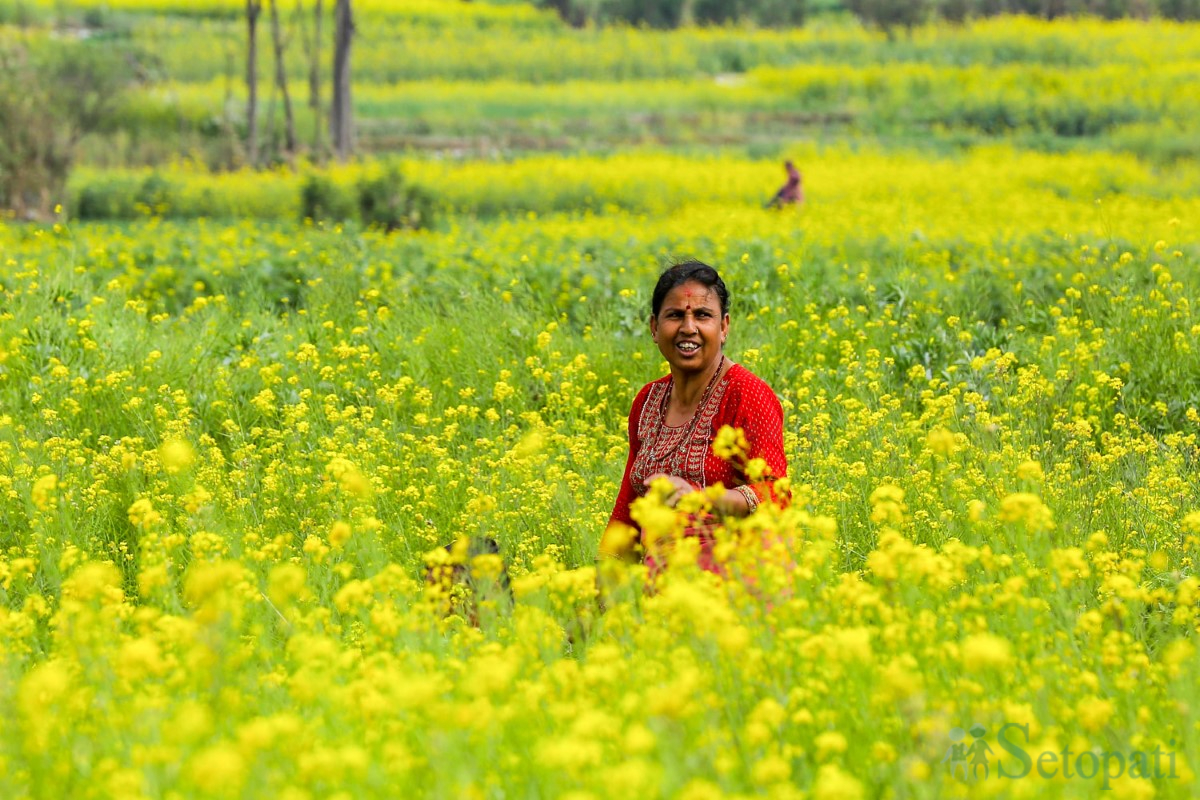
768, 161, 803, 207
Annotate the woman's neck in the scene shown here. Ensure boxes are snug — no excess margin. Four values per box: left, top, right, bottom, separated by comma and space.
671, 355, 725, 408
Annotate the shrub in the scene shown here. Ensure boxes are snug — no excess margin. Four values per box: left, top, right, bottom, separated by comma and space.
300, 173, 356, 224
355, 162, 435, 232
0, 36, 138, 218
74, 173, 177, 220
75, 177, 136, 220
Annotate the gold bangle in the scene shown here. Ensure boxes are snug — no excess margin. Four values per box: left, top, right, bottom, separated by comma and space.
734, 485, 759, 514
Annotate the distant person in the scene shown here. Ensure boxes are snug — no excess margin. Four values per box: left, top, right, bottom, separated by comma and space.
765, 160, 803, 209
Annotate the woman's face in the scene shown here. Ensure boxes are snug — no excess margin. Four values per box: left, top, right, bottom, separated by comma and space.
650, 281, 729, 375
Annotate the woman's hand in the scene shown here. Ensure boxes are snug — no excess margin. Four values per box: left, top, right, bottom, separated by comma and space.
644, 473, 698, 508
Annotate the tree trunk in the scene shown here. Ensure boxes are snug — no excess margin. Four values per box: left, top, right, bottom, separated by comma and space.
263, 56, 278, 158
269, 0, 296, 157
330, 0, 353, 161
310, 0, 323, 156
246, 0, 263, 167
295, 0, 324, 158
222, 37, 241, 169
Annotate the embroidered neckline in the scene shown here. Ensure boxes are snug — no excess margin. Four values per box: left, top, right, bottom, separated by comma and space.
631, 357, 733, 494
659, 354, 726, 432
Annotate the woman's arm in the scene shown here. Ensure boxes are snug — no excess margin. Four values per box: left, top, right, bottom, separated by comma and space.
712, 485, 753, 517
645, 472, 750, 517
729, 372, 788, 512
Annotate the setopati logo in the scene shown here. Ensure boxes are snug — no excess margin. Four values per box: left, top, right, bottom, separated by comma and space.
943, 722, 1178, 790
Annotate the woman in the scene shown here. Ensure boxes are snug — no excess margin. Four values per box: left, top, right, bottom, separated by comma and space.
602, 260, 788, 577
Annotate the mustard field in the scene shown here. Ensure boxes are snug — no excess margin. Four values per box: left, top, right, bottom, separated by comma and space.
4, 1, 1200, 798
4, 145, 1200, 797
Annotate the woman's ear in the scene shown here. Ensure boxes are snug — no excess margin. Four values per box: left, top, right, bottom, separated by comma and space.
649, 314, 658, 340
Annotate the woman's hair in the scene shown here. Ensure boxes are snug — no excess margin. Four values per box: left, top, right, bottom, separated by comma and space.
651, 260, 729, 317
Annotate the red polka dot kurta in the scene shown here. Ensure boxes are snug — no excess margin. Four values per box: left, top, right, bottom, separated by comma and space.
608, 363, 788, 541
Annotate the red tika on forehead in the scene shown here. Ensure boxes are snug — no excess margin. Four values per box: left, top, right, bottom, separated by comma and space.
668, 284, 716, 309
